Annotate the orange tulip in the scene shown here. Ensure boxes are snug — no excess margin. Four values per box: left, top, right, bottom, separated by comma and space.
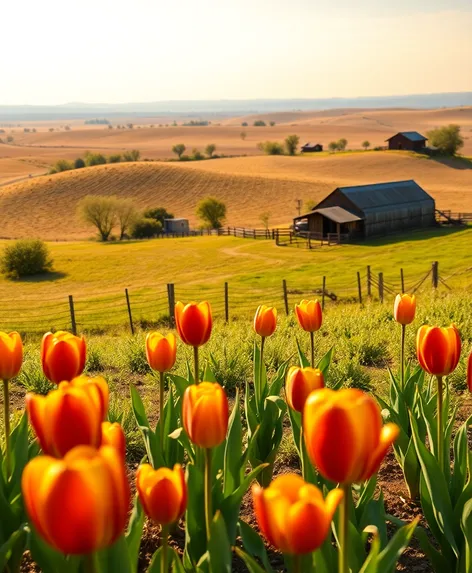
253, 305, 277, 338
67, 375, 109, 420
137, 463, 187, 525
175, 301, 212, 347
285, 366, 324, 413
22, 445, 129, 555
394, 294, 416, 325
101, 422, 126, 459
146, 332, 177, 372
416, 325, 461, 377
41, 331, 86, 384
26, 376, 109, 457
252, 473, 343, 555
468, 351, 472, 393
294, 300, 322, 333
183, 382, 228, 448
304, 388, 399, 484
0, 331, 23, 380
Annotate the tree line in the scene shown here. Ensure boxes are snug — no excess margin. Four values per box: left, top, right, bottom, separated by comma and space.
49, 150, 141, 174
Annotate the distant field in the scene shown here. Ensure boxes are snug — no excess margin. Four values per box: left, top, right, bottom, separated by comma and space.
0, 228, 471, 332
0, 151, 471, 239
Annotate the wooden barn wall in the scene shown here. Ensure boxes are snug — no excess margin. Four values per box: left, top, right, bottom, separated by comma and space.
364, 203, 436, 237
314, 190, 364, 218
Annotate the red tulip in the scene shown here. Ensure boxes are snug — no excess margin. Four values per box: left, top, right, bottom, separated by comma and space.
416, 325, 461, 377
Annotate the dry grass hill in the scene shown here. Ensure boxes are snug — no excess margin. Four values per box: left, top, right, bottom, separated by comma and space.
0, 151, 470, 240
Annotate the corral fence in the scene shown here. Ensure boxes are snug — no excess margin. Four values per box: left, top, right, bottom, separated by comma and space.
2, 261, 471, 335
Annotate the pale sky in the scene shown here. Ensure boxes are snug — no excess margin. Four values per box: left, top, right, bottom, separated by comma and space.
3, 0, 472, 105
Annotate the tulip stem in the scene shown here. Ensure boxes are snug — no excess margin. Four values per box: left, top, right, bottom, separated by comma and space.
293, 554, 301, 573
259, 336, 266, 401
339, 483, 350, 573
2, 380, 11, 479
193, 346, 199, 385
310, 331, 315, 368
84, 552, 98, 573
204, 447, 213, 543
159, 371, 165, 454
400, 325, 406, 389
161, 524, 169, 572
437, 376, 444, 471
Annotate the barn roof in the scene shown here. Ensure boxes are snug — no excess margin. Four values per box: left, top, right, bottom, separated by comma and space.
312, 207, 362, 224
301, 142, 322, 148
385, 131, 427, 142
335, 180, 434, 214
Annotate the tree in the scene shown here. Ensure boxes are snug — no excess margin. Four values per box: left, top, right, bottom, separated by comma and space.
196, 197, 227, 229
130, 217, 162, 239
144, 207, 174, 226
84, 152, 107, 167
241, 122, 248, 127
259, 211, 271, 229
74, 158, 86, 169
337, 138, 348, 151
192, 148, 204, 160
115, 198, 138, 240
285, 134, 300, 156
254, 120, 266, 127
328, 141, 338, 153
108, 154, 122, 163
78, 195, 117, 241
362, 141, 370, 151
51, 159, 73, 173
122, 149, 140, 162
240, 131, 247, 141
205, 144, 216, 158
258, 141, 284, 155
427, 124, 464, 155
270, 121, 276, 127
172, 143, 186, 159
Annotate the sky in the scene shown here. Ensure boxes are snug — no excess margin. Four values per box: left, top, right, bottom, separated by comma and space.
3, 0, 472, 105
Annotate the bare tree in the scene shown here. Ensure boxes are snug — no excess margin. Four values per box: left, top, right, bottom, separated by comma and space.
259, 211, 271, 229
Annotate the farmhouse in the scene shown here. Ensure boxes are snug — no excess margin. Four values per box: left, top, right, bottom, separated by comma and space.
293, 180, 435, 241
301, 142, 323, 153
386, 131, 427, 151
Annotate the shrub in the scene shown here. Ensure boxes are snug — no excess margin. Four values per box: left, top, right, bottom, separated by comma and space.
254, 120, 266, 127
17, 352, 54, 394
192, 148, 204, 160
270, 121, 276, 127
427, 124, 463, 155
240, 131, 247, 140
241, 122, 248, 127
328, 141, 338, 152
51, 159, 73, 173
130, 217, 162, 239
84, 152, 107, 167
85, 345, 105, 372
196, 197, 227, 229
258, 141, 284, 155
143, 208, 174, 226
122, 149, 141, 162
285, 134, 299, 156
0, 239, 53, 279
74, 157, 86, 169
122, 336, 151, 374
108, 154, 122, 163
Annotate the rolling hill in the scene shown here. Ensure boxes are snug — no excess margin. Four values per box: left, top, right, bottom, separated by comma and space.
0, 151, 471, 240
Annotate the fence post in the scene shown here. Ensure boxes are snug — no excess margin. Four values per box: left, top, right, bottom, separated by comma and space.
283, 279, 289, 315
68, 295, 77, 335
224, 282, 229, 322
125, 288, 135, 335
357, 271, 363, 305
322, 276, 326, 310
167, 283, 175, 322
289, 231, 292, 244
400, 268, 405, 293
253, 229, 256, 239
366, 265, 371, 297
276, 230, 280, 246
432, 261, 439, 289
378, 273, 384, 303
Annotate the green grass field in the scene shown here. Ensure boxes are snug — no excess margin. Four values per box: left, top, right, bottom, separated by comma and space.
1, 226, 471, 332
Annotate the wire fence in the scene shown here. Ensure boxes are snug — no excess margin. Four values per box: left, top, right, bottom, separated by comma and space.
1, 261, 471, 335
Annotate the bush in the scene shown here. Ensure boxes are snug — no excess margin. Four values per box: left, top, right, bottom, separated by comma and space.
0, 239, 53, 279
84, 152, 107, 167
196, 197, 227, 229
192, 148, 204, 160
254, 120, 266, 127
130, 217, 162, 239
241, 122, 248, 127
51, 159, 74, 173
108, 154, 122, 163
427, 124, 464, 155
143, 208, 174, 226
122, 149, 141, 162
285, 134, 299, 156
258, 141, 284, 155
74, 157, 86, 169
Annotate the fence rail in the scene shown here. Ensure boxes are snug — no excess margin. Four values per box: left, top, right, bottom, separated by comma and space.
1, 261, 470, 335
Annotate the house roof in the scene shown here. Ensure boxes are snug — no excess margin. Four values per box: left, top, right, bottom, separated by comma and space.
333, 180, 434, 214
312, 207, 362, 224
301, 142, 322, 148
385, 131, 428, 142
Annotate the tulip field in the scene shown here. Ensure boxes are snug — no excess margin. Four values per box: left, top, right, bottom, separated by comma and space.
1, 291, 472, 573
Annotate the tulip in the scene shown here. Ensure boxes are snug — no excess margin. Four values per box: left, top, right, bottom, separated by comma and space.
22, 445, 129, 555
253, 305, 277, 338
416, 324, 461, 470
285, 366, 324, 413
41, 331, 86, 384
175, 301, 212, 385
146, 332, 177, 451
304, 387, 398, 573
101, 422, 126, 459
394, 294, 416, 326
252, 473, 343, 557
295, 299, 322, 367
26, 377, 109, 457
183, 381, 228, 542
468, 350, 472, 394
68, 375, 109, 420
303, 388, 399, 484
0, 331, 23, 477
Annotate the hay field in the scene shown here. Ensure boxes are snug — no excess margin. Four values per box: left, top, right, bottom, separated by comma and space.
0, 151, 470, 240
1, 106, 471, 185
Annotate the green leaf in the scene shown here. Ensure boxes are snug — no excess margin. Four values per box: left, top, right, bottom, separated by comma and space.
234, 547, 268, 573
358, 526, 381, 573
28, 527, 81, 573
0, 523, 28, 573
296, 337, 310, 368
202, 363, 218, 383
238, 520, 273, 572
207, 512, 231, 573
96, 534, 133, 573
130, 384, 163, 468
160, 387, 185, 468
168, 428, 195, 465
169, 374, 191, 399
170, 548, 186, 573
126, 496, 144, 571
223, 390, 243, 497
375, 518, 418, 572
317, 347, 334, 382
183, 462, 207, 567
461, 499, 472, 573
147, 546, 163, 572
451, 417, 472, 505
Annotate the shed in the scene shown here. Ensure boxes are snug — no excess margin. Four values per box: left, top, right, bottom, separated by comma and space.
293, 180, 435, 240
301, 143, 323, 153
164, 218, 189, 234
386, 132, 427, 151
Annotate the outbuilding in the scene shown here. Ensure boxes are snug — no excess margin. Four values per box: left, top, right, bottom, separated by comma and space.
164, 218, 189, 234
386, 132, 427, 151
301, 143, 323, 153
293, 180, 435, 241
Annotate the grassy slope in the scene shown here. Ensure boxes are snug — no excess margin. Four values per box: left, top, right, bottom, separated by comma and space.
1, 227, 471, 331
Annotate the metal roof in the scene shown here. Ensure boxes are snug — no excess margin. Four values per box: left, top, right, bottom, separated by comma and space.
301, 142, 322, 148
312, 206, 362, 224
336, 180, 434, 214
386, 131, 428, 142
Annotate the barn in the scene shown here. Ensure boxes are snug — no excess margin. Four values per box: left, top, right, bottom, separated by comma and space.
301, 143, 323, 152
293, 180, 436, 241
386, 132, 427, 151
164, 218, 189, 234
